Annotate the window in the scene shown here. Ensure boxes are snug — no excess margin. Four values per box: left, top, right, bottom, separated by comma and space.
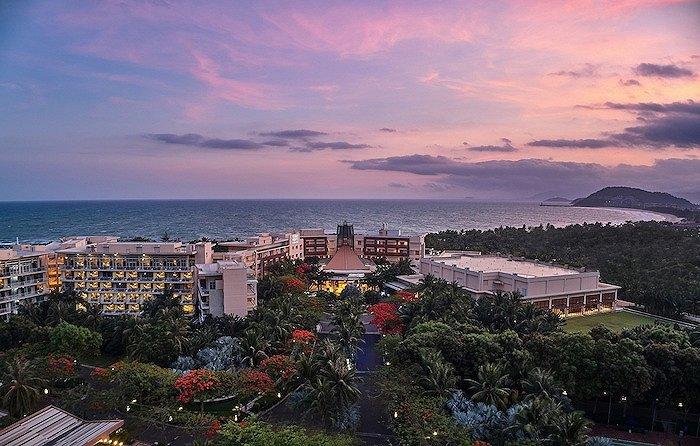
209, 281, 216, 290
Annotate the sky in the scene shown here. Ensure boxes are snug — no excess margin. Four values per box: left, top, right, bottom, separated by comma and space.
1, 0, 699, 201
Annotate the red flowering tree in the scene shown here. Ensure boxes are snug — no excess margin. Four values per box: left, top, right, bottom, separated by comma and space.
238, 370, 275, 398
205, 419, 222, 440
259, 355, 296, 381
394, 290, 417, 302
294, 262, 311, 277
90, 367, 111, 381
280, 275, 306, 294
47, 354, 76, 379
174, 369, 220, 404
291, 329, 315, 344
368, 303, 405, 335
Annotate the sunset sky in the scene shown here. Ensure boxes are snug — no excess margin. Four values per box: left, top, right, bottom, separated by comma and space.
1, 0, 699, 201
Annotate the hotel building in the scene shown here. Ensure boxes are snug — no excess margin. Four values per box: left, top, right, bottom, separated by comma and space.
195, 259, 258, 319
58, 237, 212, 316
214, 232, 303, 278
300, 223, 425, 263
0, 248, 50, 320
419, 251, 619, 314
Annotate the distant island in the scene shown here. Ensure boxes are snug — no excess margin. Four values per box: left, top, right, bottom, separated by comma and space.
572, 186, 699, 222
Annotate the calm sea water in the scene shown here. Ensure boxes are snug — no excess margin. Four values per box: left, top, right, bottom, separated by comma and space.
0, 200, 673, 243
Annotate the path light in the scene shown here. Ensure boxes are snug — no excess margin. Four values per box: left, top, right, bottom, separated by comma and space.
562, 390, 567, 396
385, 361, 391, 366
277, 392, 282, 398
125, 405, 130, 412
168, 415, 173, 422
678, 402, 684, 408
621, 396, 627, 402
43, 388, 49, 395
433, 431, 438, 436
178, 406, 183, 411
234, 414, 238, 422
131, 399, 137, 404
393, 411, 398, 419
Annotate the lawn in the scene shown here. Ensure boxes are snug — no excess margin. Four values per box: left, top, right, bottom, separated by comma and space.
564, 311, 658, 333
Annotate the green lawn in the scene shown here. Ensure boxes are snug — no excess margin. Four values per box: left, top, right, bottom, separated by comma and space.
564, 311, 658, 333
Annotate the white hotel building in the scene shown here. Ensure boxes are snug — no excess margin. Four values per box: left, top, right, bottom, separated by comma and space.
419, 251, 619, 314
0, 248, 51, 320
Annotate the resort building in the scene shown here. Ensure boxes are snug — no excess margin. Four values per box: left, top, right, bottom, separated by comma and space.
317, 223, 377, 293
214, 231, 303, 278
195, 259, 258, 318
58, 237, 212, 316
300, 223, 425, 263
0, 247, 51, 320
419, 251, 619, 314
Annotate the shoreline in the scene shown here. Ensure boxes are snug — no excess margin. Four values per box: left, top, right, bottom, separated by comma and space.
574, 206, 682, 224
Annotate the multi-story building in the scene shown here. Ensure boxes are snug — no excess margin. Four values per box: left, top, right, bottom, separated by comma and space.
195, 259, 258, 319
300, 223, 425, 263
0, 248, 50, 320
58, 238, 212, 316
214, 232, 303, 278
419, 252, 619, 314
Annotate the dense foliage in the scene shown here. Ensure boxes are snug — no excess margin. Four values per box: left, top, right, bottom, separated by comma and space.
377, 277, 700, 445
215, 420, 356, 445
426, 221, 700, 317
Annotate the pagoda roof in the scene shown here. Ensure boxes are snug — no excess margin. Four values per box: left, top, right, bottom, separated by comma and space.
324, 245, 373, 272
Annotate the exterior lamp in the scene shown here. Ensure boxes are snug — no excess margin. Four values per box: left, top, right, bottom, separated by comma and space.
44, 388, 49, 395
433, 431, 438, 436
385, 361, 391, 366
168, 415, 173, 422
234, 414, 239, 422
393, 411, 398, 419
678, 402, 684, 408
125, 405, 130, 412
131, 399, 137, 404
562, 390, 567, 396
178, 406, 183, 411
277, 392, 282, 398
621, 396, 627, 402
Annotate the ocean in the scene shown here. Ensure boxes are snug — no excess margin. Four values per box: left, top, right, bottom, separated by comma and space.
0, 199, 673, 243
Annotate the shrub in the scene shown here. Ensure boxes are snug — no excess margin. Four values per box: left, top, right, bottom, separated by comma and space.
291, 329, 315, 344
47, 354, 76, 379
218, 420, 356, 446
259, 355, 296, 381
111, 361, 177, 405
368, 303, 404, 335
49, 322, 102, 358
239, 370, 275, 398
90, 367, 110, 381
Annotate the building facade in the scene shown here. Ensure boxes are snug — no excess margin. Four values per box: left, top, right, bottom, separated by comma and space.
420, 252, 619, 314
300, 224, 425, 263
58, 238, 211, 316
214, 232, 303, 278
0, 249, 50, 320
195, 259, 258, 319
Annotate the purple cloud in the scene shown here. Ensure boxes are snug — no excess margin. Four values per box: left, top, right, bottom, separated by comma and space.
259, 129, 327, 138
634, 63, 694, 78
147, 133, 264, 150
527, 138, 613, 148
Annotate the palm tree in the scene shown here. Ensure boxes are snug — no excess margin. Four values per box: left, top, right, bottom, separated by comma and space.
78, 303, 103, 331
465, 363, 512, 410
240, 328, 270, 367
508, 397, 560, 443
551, 411, 591, 446
302, 355, 361, 428
332, 312, 365, 359
418, 350, 457, 398
521, 368, 561, 401
1, 358, 45, 417
161, 311, 190, 355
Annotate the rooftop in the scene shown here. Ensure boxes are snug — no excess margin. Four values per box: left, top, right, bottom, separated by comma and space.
429, 252, 584, 278
0, 405, 123, 446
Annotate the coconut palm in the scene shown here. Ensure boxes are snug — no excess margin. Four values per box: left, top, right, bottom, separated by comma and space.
521, 368, 561, 401
1, 358, 45, 417
332, 312, 365, 358
418, 349, 457, 398
551, 411, 591, 446
240, 328, 270, 367
465, 363, 512, 410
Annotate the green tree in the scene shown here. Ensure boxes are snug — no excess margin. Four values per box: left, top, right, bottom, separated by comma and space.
49, 321, 102, 358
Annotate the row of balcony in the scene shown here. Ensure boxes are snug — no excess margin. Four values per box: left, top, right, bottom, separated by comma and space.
0, 267, 46, 277
63, 276, 192, 283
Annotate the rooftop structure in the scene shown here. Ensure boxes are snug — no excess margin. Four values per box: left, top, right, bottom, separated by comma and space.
0, 405, 123, 446
420, 251, 619, 314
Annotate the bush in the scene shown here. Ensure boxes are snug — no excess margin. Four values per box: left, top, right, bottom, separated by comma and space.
238, 370, 275, 398
217, 420, 356, 446
174, 369, 221, 403
111, 361, 177, 405
49, 322, 102, 358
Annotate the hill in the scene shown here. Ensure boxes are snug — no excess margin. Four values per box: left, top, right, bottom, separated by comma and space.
573, 186, 697, 210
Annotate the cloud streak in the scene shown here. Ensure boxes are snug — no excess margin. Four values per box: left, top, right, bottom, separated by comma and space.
634, 63, 695, 78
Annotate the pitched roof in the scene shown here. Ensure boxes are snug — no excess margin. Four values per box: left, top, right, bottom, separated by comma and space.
324, 245, 371, 272
0, 405, 123, 446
